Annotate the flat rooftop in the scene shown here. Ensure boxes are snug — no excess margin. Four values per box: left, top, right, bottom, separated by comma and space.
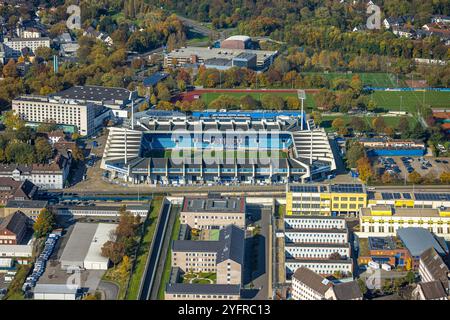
361, 207, 442, 217
5, 200, 48, 208
289, 183, 366, 194
165, 283, 241, 295
285, 258, 353, 264
59, 223, 98, 266
166, 46, 277, 62
370, 192, 450, 201
284, 228, 348, 234
182, 197, 245, 214
52, 85, 132, 102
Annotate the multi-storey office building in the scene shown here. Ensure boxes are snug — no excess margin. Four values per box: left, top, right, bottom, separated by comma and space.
12, 95, 111, 136
284, 229, 349, 244
180, 196, 246, 229
285, 243, 351, 260
286, 184, 367, 216
286, 259, 354, 278
101, 110, 336, 185
358, 205, 450, 240
283, 216, 353, 278
2, 37, 51, 58
51, 85, 140, 119
284, 216, 347, 229
171, 224, 244, 285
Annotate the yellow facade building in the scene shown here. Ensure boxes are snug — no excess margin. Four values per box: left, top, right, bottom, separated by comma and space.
286, 184, 367, 216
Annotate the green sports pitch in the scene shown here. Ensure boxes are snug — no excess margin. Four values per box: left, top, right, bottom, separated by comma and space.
369, 91, 450, 113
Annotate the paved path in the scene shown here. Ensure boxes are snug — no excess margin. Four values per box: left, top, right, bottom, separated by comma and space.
98, 280, 119, 300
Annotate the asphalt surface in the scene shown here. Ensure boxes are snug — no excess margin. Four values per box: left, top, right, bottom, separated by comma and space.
98, 280, 119, 300
138, 201, 171, 300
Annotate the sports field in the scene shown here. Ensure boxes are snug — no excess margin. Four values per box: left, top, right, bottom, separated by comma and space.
200, 92, 316, 109
370, 91, 450, 113
300, 72, 405, 87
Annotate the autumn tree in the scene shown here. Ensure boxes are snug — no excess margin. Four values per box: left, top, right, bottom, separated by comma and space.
35, 137, 53, 163
397, 117, 410, 134
349, 117, 367, 132
286, 97, 300, 109
439, 172, 450, 184
314, 89, 335, 111
2, 59, 17, 78
33, 209, 56, 238
156, 83, 171, 101
311, 111, 322, 126
332, 118, 345, 131
372, 117, 387, 133
346, 141, 365, 168
356, 157, 373, 183
408, 171, 423, 184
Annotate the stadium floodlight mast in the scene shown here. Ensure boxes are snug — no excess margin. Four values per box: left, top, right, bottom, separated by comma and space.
297, 90, 306, 130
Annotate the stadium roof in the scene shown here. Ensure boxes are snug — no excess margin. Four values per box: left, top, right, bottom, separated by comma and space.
397, 227, 448, 256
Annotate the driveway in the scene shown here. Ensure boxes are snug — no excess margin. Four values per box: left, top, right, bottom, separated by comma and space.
97, 280, 119, 300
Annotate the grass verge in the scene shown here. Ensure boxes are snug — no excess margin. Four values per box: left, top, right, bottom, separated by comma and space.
125, 196, 163, 300
156, 208, 181, 300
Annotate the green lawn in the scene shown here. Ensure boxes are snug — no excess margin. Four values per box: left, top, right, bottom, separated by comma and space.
182, 272, 217, 284
156, 206, 181, 300
126, 196, 163, 300
301, 72, 404, 87
370, 91, 450, 113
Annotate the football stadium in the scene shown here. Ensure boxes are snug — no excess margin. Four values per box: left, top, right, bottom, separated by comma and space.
100, 110, 337, 185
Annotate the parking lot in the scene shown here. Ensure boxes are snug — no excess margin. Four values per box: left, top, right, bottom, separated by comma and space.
374, 156, 450, 180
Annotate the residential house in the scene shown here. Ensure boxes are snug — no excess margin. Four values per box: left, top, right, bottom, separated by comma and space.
0, 211, 31, 244
0, 178, 37, 205
412, 281, 448, 300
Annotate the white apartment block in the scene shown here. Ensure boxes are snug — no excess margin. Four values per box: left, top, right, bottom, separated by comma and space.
291, 267, 333, 300
358, 206, 450, 240
12, 95, 111, 136
284, 216, 346, 230
2, 37, 51, 58
284, 229, 349, 244
286, 259, 353, 277
285, 243, 351, 260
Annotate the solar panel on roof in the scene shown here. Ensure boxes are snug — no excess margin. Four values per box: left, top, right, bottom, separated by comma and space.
393, 193, 401, 199
381, 193, 393, 200
403, 193, 412, 199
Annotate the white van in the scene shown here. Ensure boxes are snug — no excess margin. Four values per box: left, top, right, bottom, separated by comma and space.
368, 261, 380, 270
381, 263, 391, 271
